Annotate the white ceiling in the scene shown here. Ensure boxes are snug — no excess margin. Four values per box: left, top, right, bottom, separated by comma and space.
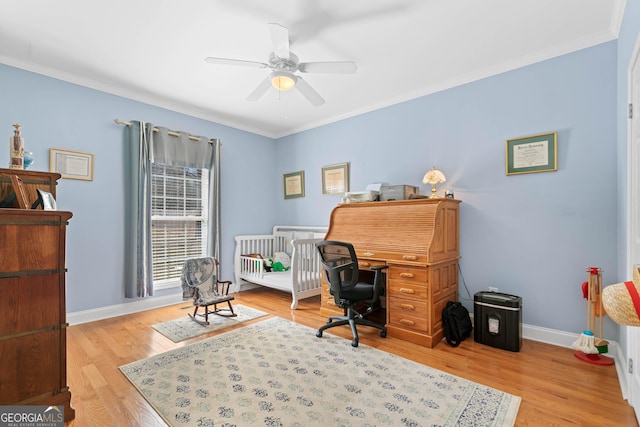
0, 0, 625, 138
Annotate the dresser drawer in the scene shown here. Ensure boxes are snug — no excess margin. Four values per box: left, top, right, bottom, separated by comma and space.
388, 311, 428, 333
388, 296, 428, 318
388, 281, 428, 300
388, 266, 428, 283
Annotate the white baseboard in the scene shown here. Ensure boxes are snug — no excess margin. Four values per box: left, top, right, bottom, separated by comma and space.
68, 283, 260, 325
68, 290, 621, 358
68, 291, 626, 401
521, 321, 584, 348
612, 341, 629, 401
67, 293, 185, 325
68, 288, 627, 400
522, 321, 620, 359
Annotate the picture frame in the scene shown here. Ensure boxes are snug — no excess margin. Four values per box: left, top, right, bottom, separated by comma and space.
283, 170, 305, 199
506, 132, 557, 175
322, 162, 349, 195
50, 148, 94, 181
10, 174, 28, 209
32, 188, 56, 210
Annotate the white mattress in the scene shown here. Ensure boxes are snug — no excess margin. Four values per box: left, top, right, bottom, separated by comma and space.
241, 271, 292, 292
240, 271, 321, 292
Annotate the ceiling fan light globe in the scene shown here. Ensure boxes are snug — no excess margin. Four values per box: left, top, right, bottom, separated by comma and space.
270, 71, 296, 91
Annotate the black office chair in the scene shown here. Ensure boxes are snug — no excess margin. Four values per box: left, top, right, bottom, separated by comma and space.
316, 240, 387, 347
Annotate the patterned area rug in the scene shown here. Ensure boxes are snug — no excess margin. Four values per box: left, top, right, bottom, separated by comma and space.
121, 317, 520, 426
151, 304, 268, 342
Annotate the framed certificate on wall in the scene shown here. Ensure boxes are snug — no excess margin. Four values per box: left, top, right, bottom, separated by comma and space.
506, 132, 557, 175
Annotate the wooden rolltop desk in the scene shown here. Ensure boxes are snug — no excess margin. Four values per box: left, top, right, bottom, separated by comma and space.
0, 168, 75, 421
321, 198, 461, 348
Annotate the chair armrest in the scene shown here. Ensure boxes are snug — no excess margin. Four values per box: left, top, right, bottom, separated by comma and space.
370, 265, 388, 299
216, 279, 233, 295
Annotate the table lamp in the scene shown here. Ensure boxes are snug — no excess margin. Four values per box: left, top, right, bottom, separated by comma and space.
422, 167, 446, 199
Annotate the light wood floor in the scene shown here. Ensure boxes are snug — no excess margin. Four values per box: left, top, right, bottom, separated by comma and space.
65, 287, 637, 426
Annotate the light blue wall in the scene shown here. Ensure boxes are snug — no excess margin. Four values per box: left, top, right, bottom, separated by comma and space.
615, 1, 640, 358
275, 41, 618, 337
0, 21, 627, 339
0, 64, 277, 312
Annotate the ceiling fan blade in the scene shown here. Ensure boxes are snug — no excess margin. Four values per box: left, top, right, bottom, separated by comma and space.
295, 77, 325, 106
268, 23, 290, 59
205, 57, 268, 68
246, 77, 273, 101
299, 61, 357, 74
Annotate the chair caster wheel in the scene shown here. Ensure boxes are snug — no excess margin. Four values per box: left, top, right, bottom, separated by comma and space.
380, 331, 387, 338
351, 340, 359, 347
316, 331, 323, 338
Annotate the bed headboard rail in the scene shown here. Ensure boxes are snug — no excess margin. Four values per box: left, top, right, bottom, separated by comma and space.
272, 225, 328, 255
235, 234, 286, 258
272, 225, 328, 236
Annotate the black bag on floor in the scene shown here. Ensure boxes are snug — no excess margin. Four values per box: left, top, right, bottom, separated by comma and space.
442, 301, 472, 347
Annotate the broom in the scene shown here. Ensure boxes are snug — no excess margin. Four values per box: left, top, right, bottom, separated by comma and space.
571, 268, 599, 354
594, 270, 609, 353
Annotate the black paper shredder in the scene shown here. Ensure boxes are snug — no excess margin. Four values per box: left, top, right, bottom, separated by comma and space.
474, 291, 522, 352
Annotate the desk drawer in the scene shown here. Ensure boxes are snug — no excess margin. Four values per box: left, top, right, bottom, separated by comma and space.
357, 259, 385, 270
388, 281, 428, 300
388, 311, 428, 333
388, 296, 428, 318
388, 266, 428, 284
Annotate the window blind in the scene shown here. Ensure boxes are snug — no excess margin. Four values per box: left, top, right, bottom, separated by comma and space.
151, 163, 209, 287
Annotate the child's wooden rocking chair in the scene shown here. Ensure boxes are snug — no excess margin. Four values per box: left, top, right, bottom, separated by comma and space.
181, 257, 236, 326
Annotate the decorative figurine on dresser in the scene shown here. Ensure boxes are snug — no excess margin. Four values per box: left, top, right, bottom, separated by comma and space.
321, 198, 461, 348
0, 167, 75, 421
9, 124, 25, 169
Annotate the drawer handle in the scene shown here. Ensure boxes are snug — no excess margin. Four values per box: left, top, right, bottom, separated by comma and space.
399, 272, 414, 278
359, 262, 370, 268
363, 252, 374, 256
399, 288, 415, 294
400, 304, 416, 310
399, 319, 415, 326
402, 255, 417, 261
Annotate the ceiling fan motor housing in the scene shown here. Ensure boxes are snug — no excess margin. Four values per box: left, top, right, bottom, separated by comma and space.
269, 52, 299, 72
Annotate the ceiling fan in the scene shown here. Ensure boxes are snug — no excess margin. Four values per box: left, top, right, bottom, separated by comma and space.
205, 23, 357, 106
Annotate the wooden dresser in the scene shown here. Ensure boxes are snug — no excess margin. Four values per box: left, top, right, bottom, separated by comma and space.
321, 198, 460, 348
0, 169, 75, 421
0, 168, 60, 208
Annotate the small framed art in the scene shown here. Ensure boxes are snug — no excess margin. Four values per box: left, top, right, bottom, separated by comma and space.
283, 170, 305, 199
321, 162, 349, 195
50, 148, 94, 180
506, 132, 557, 175
33, 189, 56, 210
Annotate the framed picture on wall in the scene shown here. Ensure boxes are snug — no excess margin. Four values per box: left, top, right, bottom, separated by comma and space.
50, 148, 94, 180
321, 162, 349, 195
283, 170, 305, 199
506, 132, 557, 175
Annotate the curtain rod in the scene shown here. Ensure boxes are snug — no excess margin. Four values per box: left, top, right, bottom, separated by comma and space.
114, 119, 218, 144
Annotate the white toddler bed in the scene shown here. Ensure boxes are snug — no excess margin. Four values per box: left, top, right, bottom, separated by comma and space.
234, 225, 328, 309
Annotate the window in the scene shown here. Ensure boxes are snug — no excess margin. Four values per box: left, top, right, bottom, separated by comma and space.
151, 163, 209, 290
